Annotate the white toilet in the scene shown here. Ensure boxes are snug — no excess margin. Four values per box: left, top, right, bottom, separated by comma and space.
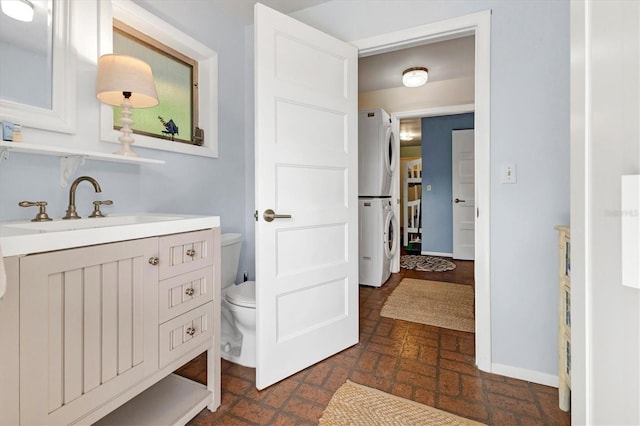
220, 233, 256, 368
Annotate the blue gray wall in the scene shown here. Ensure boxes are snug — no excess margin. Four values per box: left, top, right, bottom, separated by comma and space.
420, 113, 474, 255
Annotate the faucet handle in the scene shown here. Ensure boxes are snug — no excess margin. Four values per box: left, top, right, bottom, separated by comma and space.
19, 201, 53, 222
89, 200, 113, 218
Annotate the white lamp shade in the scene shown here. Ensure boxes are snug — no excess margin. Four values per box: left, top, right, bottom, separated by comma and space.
96, 54, 159, 108
402, 67, 429, 88
1, 0, 34, 22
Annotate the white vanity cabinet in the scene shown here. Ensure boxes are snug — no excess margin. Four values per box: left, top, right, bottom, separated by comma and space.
1, 226, 220, 426
20, 237, 159, 425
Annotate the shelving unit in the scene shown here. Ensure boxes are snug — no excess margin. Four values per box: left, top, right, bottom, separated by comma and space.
403, 158, 422, 251
555, 225, 571, 412
0, 141, 164, 185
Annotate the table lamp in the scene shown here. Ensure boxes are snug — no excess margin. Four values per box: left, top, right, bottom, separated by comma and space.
96, 54, 158, 156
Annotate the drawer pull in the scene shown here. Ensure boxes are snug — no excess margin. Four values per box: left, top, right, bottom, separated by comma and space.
148, 257, 159, 266
186, 327, 196, 336
185, 287, 195, 296
186, 249, 196, 257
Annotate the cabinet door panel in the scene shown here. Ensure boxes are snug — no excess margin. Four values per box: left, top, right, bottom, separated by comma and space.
0, 257, 19, 426
20, 238, 159, 426
101, 261, 119, 382
65, 268, 84, 403
84, 265, 102, 393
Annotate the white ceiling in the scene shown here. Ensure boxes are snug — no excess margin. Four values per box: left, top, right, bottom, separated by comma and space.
215, 0, 331, 25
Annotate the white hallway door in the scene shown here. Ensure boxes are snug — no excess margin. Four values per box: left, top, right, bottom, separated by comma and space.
254, 4, 359, 389
452, 129, 475, 260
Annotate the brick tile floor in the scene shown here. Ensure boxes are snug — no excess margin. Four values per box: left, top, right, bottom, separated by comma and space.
178, 260, 571, 425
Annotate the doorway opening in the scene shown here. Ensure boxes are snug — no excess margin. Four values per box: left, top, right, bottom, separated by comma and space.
399, 117, 422, 253
353, 10, 491, 371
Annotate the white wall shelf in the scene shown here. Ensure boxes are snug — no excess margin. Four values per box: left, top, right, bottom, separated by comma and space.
0, 141, 164, 186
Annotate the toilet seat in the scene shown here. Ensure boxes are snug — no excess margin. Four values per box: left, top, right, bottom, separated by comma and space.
225, 281, 256, 308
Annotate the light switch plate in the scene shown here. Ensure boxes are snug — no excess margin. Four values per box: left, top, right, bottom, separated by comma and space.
501, 163, 517, 184
622, 175, 640, 289
426, 184, 432, 191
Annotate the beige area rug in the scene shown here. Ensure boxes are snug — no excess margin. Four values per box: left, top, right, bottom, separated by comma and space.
319, 380, 485, 425
380, 279, 474, 332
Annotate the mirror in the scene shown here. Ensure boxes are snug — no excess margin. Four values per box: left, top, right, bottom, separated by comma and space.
0, 0, 52, 108
0, 0, 75, 133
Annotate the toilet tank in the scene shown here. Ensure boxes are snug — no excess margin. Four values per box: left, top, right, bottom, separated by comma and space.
221, 233, 243, 289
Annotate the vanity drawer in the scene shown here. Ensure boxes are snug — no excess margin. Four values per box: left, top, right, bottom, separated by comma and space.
159, 266, 214, 323
158, 230, 214, 280
159, 302, 214, 369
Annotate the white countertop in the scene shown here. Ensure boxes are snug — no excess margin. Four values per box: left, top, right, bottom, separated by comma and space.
0, 213, 220, 257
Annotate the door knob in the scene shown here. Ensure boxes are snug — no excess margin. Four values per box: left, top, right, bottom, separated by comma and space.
454, 198, 466, 204
148, 257, 159, 265
263, 209, 292, 222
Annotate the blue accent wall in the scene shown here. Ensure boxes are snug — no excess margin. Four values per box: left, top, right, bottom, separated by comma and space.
421, 113, 474, 254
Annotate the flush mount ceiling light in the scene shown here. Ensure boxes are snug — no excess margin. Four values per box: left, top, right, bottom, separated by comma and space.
402, 67, 429, 88
1, 0, 34, 22
400, 132, 414, 142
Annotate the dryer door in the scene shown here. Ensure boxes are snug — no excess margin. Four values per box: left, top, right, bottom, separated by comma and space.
383, 125, 397, 177
383, 207, 398, 260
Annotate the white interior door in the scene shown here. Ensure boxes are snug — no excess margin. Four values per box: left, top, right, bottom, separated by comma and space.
452, 129, 475, 260
254, 3, 358, 390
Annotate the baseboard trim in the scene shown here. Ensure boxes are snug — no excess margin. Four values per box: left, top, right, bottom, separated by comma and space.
421, 251, 453, 257
491, 363, 559, 388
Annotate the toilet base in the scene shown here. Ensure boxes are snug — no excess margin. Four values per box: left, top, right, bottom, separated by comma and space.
221, 333, 255, 368
221, 282, 256, 368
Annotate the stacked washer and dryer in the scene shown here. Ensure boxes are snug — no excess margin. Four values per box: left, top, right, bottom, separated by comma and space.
358, 108, 398, 287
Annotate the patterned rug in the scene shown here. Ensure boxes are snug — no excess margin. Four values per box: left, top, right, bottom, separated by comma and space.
380, 279, 475, 332
319, 380, 485, 425
400, 255, 456, 272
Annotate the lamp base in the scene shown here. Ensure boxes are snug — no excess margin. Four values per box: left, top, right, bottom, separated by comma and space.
114, 99, 138, 157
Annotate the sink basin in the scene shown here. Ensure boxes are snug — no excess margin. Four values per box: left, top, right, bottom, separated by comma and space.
0, 213, 220, 257
3, 214, 184, 232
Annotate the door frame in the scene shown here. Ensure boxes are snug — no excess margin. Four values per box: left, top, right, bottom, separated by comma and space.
352, 10, 491, 372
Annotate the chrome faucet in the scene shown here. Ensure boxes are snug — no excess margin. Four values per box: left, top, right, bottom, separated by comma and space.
63, 176, 102, 220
